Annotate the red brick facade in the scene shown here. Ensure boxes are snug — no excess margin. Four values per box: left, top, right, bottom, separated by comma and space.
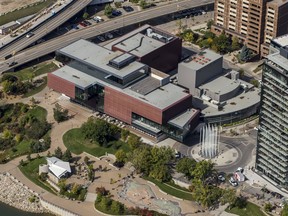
104, 86, 193, 125
104, 86, 163, 124
47, 73, 75, 99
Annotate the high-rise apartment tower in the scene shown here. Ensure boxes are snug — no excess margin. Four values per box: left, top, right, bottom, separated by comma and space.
212, 0, 288, 57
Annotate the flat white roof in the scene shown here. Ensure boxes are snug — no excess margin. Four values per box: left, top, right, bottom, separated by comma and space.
272, 34, 288, 47
112, 33, 165, 57
168, 109, 199, 129
52, 65, 98, 89
199, 76, 240, 95
58, 39, 146, 79
124, 83, 191, 110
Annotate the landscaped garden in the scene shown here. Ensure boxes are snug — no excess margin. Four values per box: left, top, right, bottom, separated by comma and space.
95, 187, 167, 216
19, 157, 56, 194
143, 176, 193, 201
63, 117, 131, 157
0, 103, 51, 163
1, 61, 58, 98
226, 201, 266, 216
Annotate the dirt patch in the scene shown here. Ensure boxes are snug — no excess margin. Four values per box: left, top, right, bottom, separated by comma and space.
0, 0, 41, 15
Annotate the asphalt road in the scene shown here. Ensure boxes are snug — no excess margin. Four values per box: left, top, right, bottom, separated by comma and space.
0, 0, 92, 60
0, 0, 213, 74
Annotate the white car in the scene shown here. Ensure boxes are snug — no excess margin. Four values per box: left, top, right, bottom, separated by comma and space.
26, 32, 34, 38
93, 16, 103, 23
105, 33, 113, 39
229, 177, 238, 187
218, 174, 225, 182
236, 167, 244, 173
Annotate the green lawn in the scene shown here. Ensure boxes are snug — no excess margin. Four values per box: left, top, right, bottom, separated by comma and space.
63, 128, 131, 157
26, 105, 47, 122
0, 0, 57, 26
7, 140, 32, 159
23, 76, 47, 98
165, 181, 190, 192
6, 62, 58, 81
226, 201, 266, 216
19, 157, 56, 194
143, 176, 194, 201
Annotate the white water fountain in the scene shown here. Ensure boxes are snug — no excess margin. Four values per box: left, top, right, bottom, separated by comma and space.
200, 124, 219, 159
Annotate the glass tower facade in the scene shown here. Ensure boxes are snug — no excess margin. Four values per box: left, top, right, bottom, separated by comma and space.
256, 50, 288, 187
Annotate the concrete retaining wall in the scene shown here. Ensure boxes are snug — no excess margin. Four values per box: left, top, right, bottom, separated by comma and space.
40, 198, 79, 216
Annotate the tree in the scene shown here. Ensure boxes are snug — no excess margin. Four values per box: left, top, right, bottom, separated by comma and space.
127, 134, 142, 149
213, 32, 230, 54
104, 4, 113, 17
39, 173, 48, 181
19, 159, 25, 166
121, 129, 130, 141
238, 69, 244, 78
192, 160, 216, 182
58, 179, 67, 195
54, 147, 63, 159
111, 200, 124, 214
53, 103, 69, 123
233, 196, 247, 208
176, 157, 196, 179
81, 118, 114, 147
220, 189, 237, 209
264, 203, 273, 213
206, 19, 214, 29
115, 149, 126, 163
71, 183, 80, 195
240, 45, 253, 62
114, 2, 122, 8
88, 164, 94, 181
250, 79, 259, 87
183, 31, 194, 42
281, 204, 288, 216
27, 154, 31, 161
84, 156, 90, 165
83, 12, 89, 19
63, 149, 72, 162
130, 145, 152, 175
139, 0, 147, 9
231, 36, 240, 51
149, 163, 171, 182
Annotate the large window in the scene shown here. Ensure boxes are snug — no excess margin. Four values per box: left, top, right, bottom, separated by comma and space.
131, 113, 186, 141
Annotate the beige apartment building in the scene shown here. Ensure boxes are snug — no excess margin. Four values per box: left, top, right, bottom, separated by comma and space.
211, 0, 288, 57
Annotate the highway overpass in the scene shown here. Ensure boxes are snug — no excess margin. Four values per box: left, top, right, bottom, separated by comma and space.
0, 0, 92, 60
0, 0, 213, 74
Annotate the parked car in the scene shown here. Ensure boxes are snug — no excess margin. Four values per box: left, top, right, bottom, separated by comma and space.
123, 6, 133, 12
97, 35, 105, 42
218, 174, 225, 182
26, 32, 34, 38
105, 33, 113, 39
112, 10, 122, 16
72, 24, 79, 30
93, 16, 104, 23
229, 177, 238, 187
113, 29, 123, 36
236, 167, 244, 173
83, 20, 92, 26
79, 22, 87, 27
